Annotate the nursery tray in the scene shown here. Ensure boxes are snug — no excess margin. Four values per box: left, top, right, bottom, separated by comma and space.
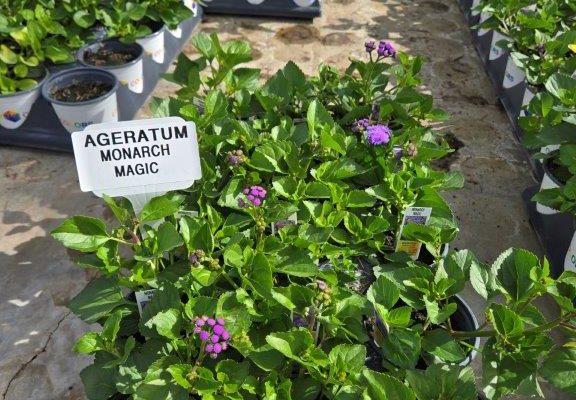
203, 0, 321, 19
0, 10, 203, 153
523, 186, 575, 277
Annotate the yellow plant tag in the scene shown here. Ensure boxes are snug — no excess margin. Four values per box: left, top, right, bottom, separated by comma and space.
569, 44, 576, 53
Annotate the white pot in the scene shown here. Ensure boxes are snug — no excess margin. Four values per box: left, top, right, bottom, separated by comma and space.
477, 12, 491, 36
43, 68, 119, 134
520, 87, 535, 117
169, 26, 182, 39
565, 231, 576, 272
0, 73, 47, 129
184, 0, 198, 13
136, 25, 165, 64
471, 0, 481, 16
536, 163, 561, 215
294, 0, 316, 6
489, 32, 508, 61
502, 57, 525, 89
78, 40, 145, 94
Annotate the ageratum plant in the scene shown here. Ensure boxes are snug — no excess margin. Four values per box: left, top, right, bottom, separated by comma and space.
477, 0, 576, 86
52, 194, 576, 399
520, 72, 576, 214
0, 0, 79, 94
98, 0, 194, 43
157, 33, 462, 267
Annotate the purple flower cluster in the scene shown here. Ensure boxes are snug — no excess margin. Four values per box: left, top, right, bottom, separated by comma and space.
377, 41, 396, 58
366, 124, 392, 145
537, 44, 546, 56
351, 118, 370, 133
194, 316, 230, 359
365, 40, 377, 53
238, 185, 267, 208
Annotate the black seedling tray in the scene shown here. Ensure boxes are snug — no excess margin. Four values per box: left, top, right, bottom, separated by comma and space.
203, 0, 321, 19
523, 186, 575, 277
0, 10, 203, 153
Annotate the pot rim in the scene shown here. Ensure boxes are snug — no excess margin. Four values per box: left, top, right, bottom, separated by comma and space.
77, 39, 144, 70
542, 151, 566, 188
42, 67, 119, 106
138, 21, 165, 40
0, 66, 49, 99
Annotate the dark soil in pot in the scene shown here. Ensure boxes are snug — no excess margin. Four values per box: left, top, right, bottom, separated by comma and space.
84, 47, 137, 66
50, 81, 113, 102
545, 156, 570, 186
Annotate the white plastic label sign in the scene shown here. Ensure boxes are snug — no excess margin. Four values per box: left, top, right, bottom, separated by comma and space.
72, 117, 201, 197
395, 207, 433, 260
135, 289, 156, 315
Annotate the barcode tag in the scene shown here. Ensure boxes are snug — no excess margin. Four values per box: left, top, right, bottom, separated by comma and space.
395, 207, 433, 260
135, 289, 156, 316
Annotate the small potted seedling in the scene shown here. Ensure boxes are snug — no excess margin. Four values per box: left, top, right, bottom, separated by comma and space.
0, 60, 48, 130
42, 68, 119, 133
78, 39, 145, 94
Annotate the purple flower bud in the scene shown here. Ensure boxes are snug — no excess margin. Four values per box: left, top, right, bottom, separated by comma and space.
205, 343, 214, 353
317, 280, 328, 291
351, 118, 370, 133
250, 188, 260, 197
210, 352, 218, 358
292, 315, 307, 327
217, 318, 225, 326
243, 188, 250, 195
201, 315, 208, 321
248, 194, 256, 202
228, 155, 239, 165
211, 335, 220, 344
214, 325, 225, 335
377, 41, 396, 58
213, 343, 222, 354
189, 254, 199, 264
392, 146, 403, 160
537, 44, 545, 56
365, 40, 376, 53
366, 125, 392, 145
408, 143, 418, 157
199, 330, 210, 341
194, 327, 202, 334
195, 319, 205, 327
252, 198, 262, 207
207, 318, 216, 326
221, 330, 230, 340
221, 342, 228, 350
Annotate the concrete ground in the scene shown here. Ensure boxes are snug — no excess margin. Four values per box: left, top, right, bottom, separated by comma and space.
1, 0, 564, 398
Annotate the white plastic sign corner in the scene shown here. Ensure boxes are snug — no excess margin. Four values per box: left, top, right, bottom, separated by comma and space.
71, 117, 201, 198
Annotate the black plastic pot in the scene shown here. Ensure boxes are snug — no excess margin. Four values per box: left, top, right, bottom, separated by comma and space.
78, 39, 145, 120
524, 186, 576, 277
42, 68, 119, 133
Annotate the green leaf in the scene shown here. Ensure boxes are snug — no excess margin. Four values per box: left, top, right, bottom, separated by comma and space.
540, 347, 576, 395
362, 370, 415, 400
328, 344, 366, 373
266, 329, 315, 362
80, 353, 118, 400
68, 277, 125, 323
156, 222, 183, 254
215, 360, 250, 393
381, 329, 421, 369
424, 298, 457, 325
489, 304, 524, 338
51, 216, 110, 252
101, 309, 123, 342
493, 248, 537, 302
145, 308, 182, 339
73, 10, 95, 28
422, 329, 466, 363
406, 365, 477, 400
276, 251, 318, 277
0, 44, 18, 64
139, 193, 185, 222
367, 276, 400, 309
74, 332, 103, 354
248, 252, 273, 298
